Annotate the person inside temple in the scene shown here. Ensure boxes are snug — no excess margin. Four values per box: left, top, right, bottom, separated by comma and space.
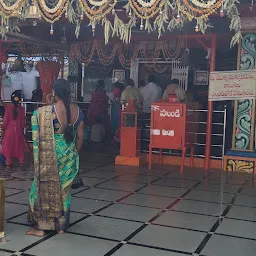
121, 79, 143, 112
162, 78, 186, 102
141, 75, 162, 113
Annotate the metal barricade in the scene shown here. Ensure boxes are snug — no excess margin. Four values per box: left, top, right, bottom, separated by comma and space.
140, 106, 227, 164
2, 100, 111, 144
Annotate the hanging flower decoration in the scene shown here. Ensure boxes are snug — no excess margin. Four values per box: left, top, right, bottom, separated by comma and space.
118, 43, 140, 69
70, 39, 182, 68
126, 0, 165, 20
0, 0, 24, 15
33, 0, 68, 23
0, 0, 242, 47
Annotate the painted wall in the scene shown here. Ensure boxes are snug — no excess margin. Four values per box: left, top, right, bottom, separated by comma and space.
5, 69, 39, 100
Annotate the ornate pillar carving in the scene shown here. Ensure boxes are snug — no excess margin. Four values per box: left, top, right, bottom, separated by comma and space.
68, 58, 82, 102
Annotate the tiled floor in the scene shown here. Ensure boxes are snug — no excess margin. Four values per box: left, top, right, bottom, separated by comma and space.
2, 154, 256, 256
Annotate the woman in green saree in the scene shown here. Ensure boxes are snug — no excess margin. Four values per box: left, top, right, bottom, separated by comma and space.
26, 79, 84, 237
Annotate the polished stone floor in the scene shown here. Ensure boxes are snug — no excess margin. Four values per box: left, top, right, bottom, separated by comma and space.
1, 153, 256, 256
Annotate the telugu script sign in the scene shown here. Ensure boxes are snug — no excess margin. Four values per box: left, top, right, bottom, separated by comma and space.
208, 70, 256, 101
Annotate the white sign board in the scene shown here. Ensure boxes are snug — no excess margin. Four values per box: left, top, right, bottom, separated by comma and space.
208, 70, 256, 101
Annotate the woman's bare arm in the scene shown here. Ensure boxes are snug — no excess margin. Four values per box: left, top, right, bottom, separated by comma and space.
76, 121, 84, 152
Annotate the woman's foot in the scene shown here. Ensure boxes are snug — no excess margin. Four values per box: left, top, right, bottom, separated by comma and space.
26, 228, 45, 237
58, 230, 64, 234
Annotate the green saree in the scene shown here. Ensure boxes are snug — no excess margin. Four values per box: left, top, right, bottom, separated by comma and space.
28, 106, 79, 231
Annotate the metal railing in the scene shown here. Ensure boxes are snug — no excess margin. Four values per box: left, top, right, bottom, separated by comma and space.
2, 100, 227, 161
140, 106, 227, 160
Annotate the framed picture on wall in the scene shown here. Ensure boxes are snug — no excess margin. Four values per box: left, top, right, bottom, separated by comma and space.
194, 71, 209, 85
112, 69, 125, 83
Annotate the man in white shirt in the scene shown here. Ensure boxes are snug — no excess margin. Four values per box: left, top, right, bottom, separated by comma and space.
141, 75, 162, 113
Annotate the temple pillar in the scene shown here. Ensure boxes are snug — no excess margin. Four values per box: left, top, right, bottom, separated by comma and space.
68, 58, 82, 101
223, 25, 256, 172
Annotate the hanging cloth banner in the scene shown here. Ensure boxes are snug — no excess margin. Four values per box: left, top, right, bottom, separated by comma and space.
208, 70, 256, 101
37, 61, 61, 103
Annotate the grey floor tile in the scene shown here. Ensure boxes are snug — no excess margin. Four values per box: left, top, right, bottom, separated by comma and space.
240, 186, 256, 196
138, 185, 188, 198
74, 187, 130, 202
216, 218, 256, 239
81, 171, 119, 179
96, 180, 146, 192
120, 193, 176, 209
112, 244, 186, 256
153, 177, 198, 188
71, 197, 110, 213
79, 162, 105, 170
5, 188, 24, 197
0, 252, 13, 256
98, 204, 160, 222
234, 194, 256, 207
227, 205, 256, 221
196, 182, 240, 193
80, 176, 107, 187
5, 203, 28, 220
9, 212, 86, 226
26, 233, 117, 256
184, 190, 234, 204
115, 173, 159, 184
202, 234, 256, 256
172, 200, 226, 216
68, 215, 142, 240
130, 225, 206, 253
6, 180, 33, 190
207, 172, 252, 185
153, 211, 218, 231
112, 165, 168, 176
5, 191, 30, 205
167, 171, 205, 181
0, 223, 42, 251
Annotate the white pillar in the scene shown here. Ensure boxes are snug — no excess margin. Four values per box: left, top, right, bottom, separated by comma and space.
130, 59, 139, 88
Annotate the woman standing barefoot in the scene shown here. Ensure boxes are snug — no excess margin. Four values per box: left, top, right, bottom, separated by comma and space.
26, 79, 84, 237
2, 91, 25, 168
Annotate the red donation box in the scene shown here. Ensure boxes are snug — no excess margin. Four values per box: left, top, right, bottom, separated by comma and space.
115, 100, 144, 166
149, 102, 197, 172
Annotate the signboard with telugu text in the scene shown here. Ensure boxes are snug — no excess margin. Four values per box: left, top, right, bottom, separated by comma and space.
208, 70, 256, 101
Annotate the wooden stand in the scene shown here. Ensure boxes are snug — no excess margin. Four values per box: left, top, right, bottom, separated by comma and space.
115, 100, 144, 167
0, 178, 5, 239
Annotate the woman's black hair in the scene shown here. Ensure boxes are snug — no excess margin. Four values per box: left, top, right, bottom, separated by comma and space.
11, 91, 21, 120
53, 79, 73, 143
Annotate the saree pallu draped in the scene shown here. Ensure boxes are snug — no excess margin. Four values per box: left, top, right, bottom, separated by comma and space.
28, 106, 79, 231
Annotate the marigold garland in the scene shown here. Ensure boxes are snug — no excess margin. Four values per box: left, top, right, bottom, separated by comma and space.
69, 39, 182, 68
33, 0, 68, 22
177, 0, 220, 21
79, 0, 117, 20
182, 0, 222, 14
128, 0, 166, 19
0, 0, 24, 15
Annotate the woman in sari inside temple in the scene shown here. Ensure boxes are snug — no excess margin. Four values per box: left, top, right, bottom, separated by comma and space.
87, 80, 109, 134
111, 82, 124, 142
2, 91, 25, 168
26, 79, 84, 237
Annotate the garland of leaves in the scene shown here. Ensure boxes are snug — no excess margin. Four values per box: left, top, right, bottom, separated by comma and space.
70, 39, 183, 68
0, 0, 241, 47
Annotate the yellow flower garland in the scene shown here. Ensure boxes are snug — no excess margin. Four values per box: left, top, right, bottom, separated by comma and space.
0, 0, 24, 15
128, 0, 166, 19
78, 0, 117, 21
33, 0, 68, 23
177, 0, 221, 22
